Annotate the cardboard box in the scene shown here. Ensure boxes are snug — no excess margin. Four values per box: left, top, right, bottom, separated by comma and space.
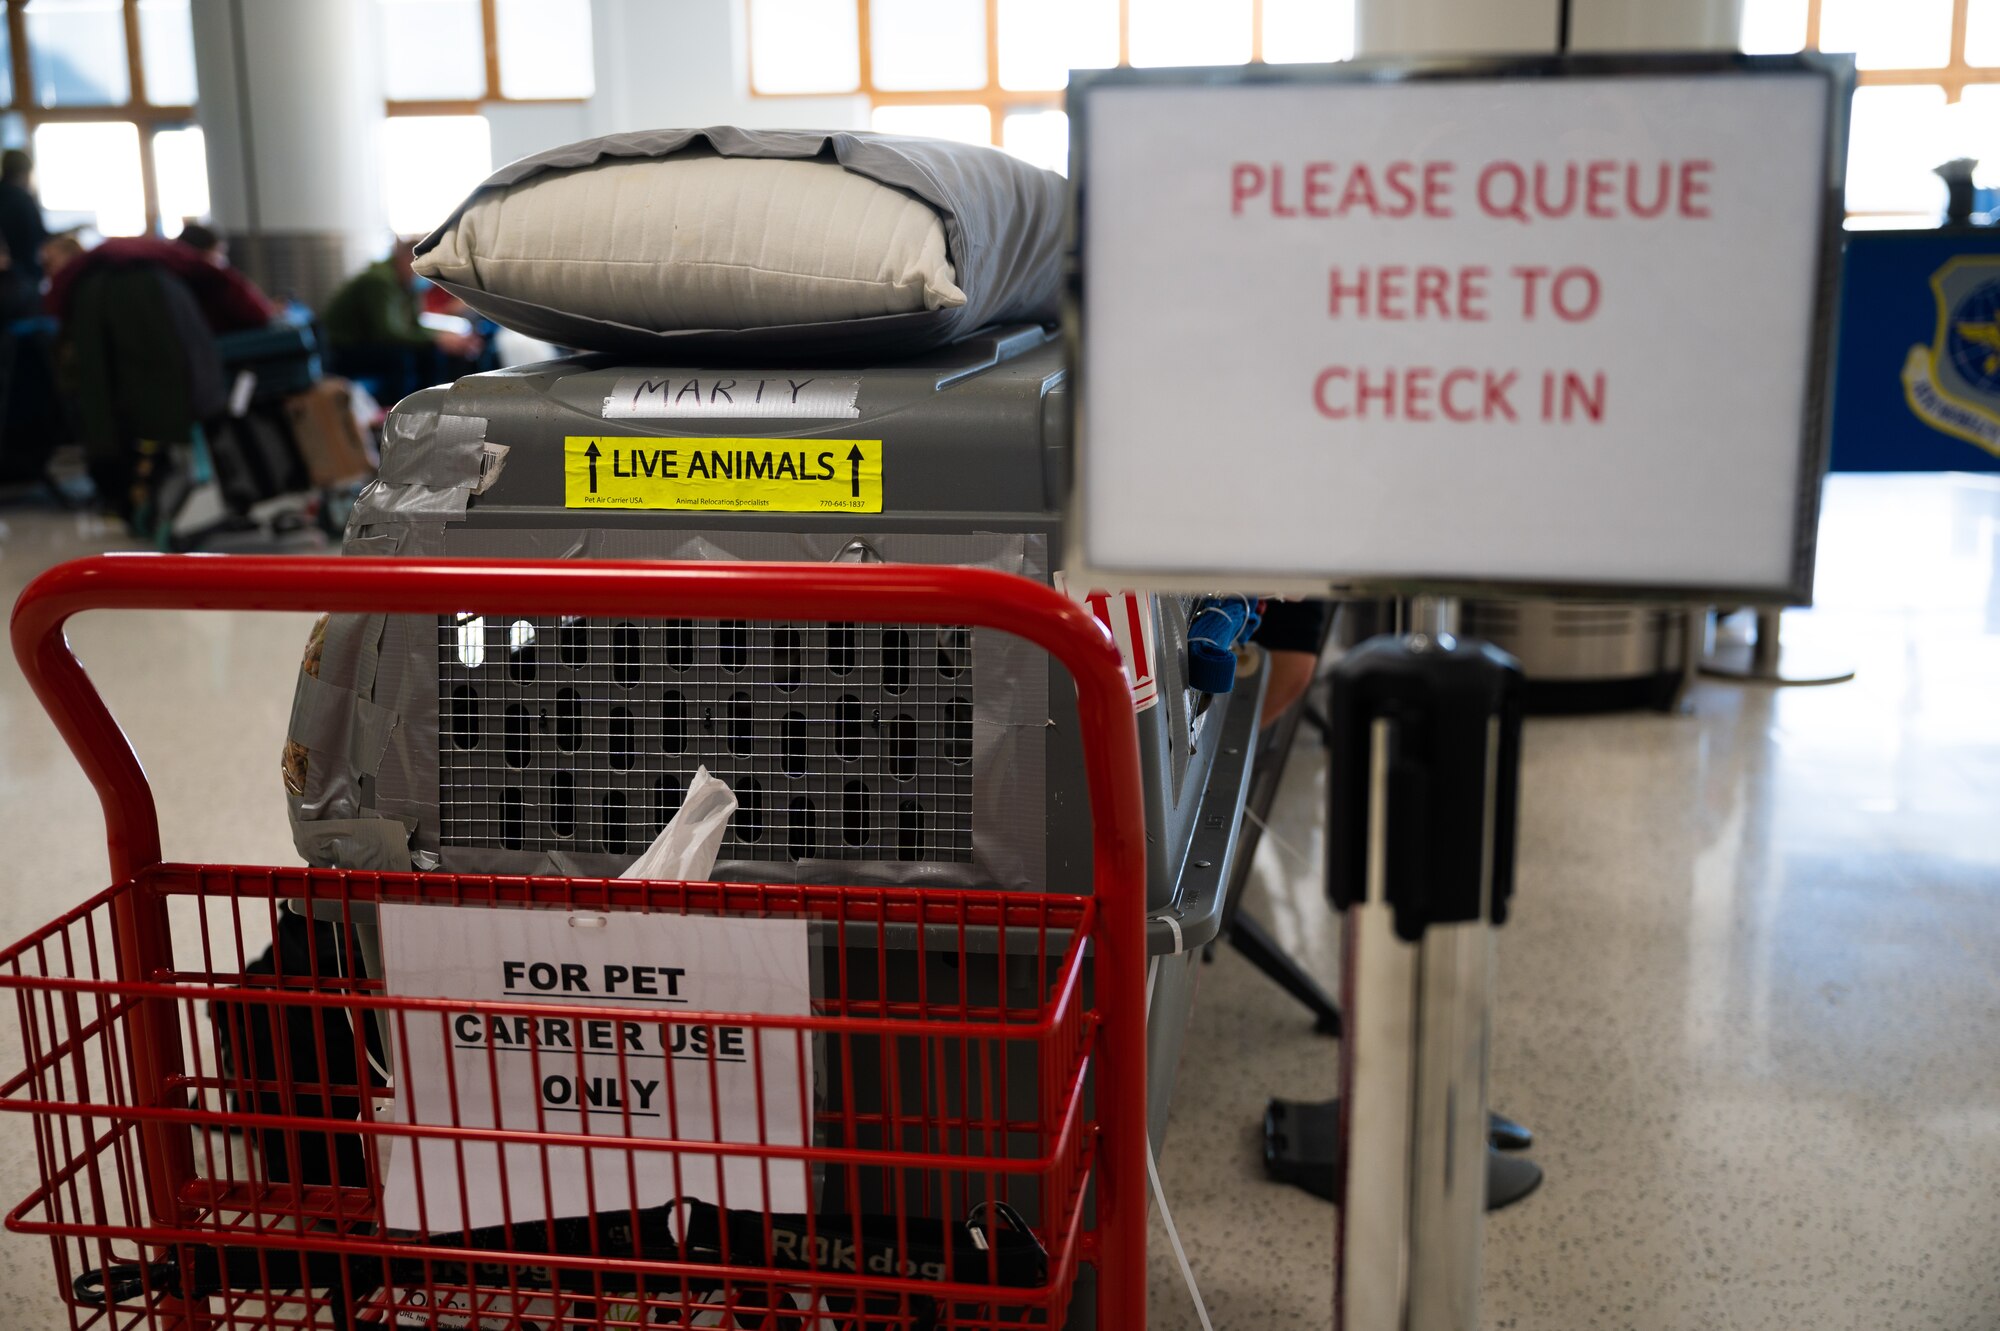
284, 378, 376, 487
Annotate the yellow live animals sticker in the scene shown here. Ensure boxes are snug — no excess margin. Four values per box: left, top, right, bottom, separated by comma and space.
563, 437, 883, 513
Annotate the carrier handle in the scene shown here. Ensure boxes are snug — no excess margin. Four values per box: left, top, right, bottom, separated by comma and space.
10, 553, 1153, 1327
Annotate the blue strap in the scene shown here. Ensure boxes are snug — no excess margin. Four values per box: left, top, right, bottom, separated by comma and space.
1186, 594, 1261, 694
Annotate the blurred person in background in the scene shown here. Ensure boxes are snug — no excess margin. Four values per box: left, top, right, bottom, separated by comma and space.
45, 229, 281, 522
1, 150, 49, 290
0, 238, 68, 490
0, 236, 32, 321
174, 222, 230, 266
39, 232, 85, 283
46, 232, 278, 335
321, 237, 484, 401
175, 222, 285, 315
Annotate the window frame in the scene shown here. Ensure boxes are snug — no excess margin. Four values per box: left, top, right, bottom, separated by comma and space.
1809, 0, 1993, 102
746, 0, 1317, 145
382, 0, 594, 117
749, 0, 2000, 202
1792, 0, 2000, 220
2, 0, 199, 234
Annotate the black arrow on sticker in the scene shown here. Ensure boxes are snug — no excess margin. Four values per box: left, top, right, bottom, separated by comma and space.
847, 444, 865, 499
584, 441, 601, 494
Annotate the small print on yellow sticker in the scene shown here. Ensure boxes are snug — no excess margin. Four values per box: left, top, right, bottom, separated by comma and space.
563, 437, 884, 513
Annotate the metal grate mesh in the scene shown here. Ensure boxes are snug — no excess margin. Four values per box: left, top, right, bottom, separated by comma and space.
437, 615, 976, 864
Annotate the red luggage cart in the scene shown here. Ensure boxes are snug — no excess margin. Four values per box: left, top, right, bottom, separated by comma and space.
3, 555, 1149, 1330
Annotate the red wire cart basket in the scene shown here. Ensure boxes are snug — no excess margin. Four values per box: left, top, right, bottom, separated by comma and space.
4, 556, 1150, 1331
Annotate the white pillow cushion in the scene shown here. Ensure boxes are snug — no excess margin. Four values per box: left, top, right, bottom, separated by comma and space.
415, 154, 967, 331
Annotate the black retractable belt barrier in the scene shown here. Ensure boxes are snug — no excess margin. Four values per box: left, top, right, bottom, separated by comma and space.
1324, 628, 1527, 1331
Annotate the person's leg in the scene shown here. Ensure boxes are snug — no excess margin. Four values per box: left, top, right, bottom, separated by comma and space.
1261, 648, 1318, 728
1251, 600, 1333, 729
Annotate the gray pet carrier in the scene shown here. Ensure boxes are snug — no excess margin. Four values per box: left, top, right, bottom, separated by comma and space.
283, 325, 1264, 1323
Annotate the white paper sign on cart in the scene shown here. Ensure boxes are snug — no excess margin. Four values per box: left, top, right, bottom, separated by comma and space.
377, 903, 813, 1234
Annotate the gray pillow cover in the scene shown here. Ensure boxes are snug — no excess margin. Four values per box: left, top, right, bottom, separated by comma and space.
414, 126, 1068, 359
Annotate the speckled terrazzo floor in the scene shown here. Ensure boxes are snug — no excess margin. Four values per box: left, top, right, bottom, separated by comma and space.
1141, 474, 2000, 1329
0, 474, 1995, 1329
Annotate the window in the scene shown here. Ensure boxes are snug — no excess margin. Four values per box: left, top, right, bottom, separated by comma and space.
1971, 0, 2000, 65
1741, 0, 2000, 224
34, 118, 142, 234
378, 0, 594, 112
150, 121, 203, 229
2, 0, 203, 233
493, 0, 592, 99
380, 113, 492, 236
748, 0, 1357, 173
25, 0, 128, 106
136, 0, 192, 104
374, 0, 588, 232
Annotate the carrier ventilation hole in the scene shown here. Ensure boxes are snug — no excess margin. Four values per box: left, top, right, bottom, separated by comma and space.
555, 688, 582, 753
609, 707, 634, 772
947, 696, 973, 766
827, 623, 856, 675
612, 622, 641, 688
888, 714, 916, 781
503, 704, 530, 769
882, 629, 911, 695
601, 791, 626, 855
835, 695, 863, 761
782, 711, 808, 778
549, 771, 575, 837
501, 788, 523, 850
454, 614, 485, 669
661, 690, 687, 753
774, 625, 803, 692
842, 781, 871, 847
729, 693, 755, 756
654, 775, 684, 830
448, 685, 479, 749
720, 621, 749, 672
788, 797, 818, 862
506, 620, 536, 682
738, 779, 765, 843
937, 625, 970, 678
558, 617, 587, 668
665, 619, 695, 672
898, 800, 924, 861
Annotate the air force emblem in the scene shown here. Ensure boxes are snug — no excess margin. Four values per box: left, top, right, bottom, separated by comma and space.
1902, 256, 2000, 458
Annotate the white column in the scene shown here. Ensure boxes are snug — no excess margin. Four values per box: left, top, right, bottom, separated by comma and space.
1356, 0, 1744, 57
189, 0, 386, 303
1567, 0, 1744, 50
1355, 0, 1559, 57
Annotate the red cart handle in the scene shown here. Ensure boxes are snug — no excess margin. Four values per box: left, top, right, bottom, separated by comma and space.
8, 552, 1151, 1325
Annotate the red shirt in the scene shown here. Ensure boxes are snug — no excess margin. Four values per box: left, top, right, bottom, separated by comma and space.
47, 237, 279, 334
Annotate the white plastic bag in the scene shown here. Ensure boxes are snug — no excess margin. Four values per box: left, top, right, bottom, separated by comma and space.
620, 766, 737, 882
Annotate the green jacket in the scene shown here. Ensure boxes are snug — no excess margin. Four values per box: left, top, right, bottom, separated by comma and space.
321, 260, 433, 349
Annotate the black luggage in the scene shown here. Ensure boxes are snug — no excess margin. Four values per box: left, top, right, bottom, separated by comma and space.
206, 406, 308, 511
215, 319, 322, 405
209, 909, 380, 1188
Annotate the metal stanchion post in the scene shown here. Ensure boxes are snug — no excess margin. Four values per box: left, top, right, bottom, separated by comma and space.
1699, 605, 1856, 686
1327, 608, 1524, 1331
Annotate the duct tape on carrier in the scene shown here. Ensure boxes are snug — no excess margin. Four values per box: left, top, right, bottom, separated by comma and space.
563, 436, 884, 513
378, 903, 813, 1235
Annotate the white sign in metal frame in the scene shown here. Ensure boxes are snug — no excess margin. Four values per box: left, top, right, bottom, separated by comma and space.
1067, 54, 1851, 604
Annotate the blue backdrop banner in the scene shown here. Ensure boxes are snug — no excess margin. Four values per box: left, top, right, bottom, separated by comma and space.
1831, 228, 2000, 473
